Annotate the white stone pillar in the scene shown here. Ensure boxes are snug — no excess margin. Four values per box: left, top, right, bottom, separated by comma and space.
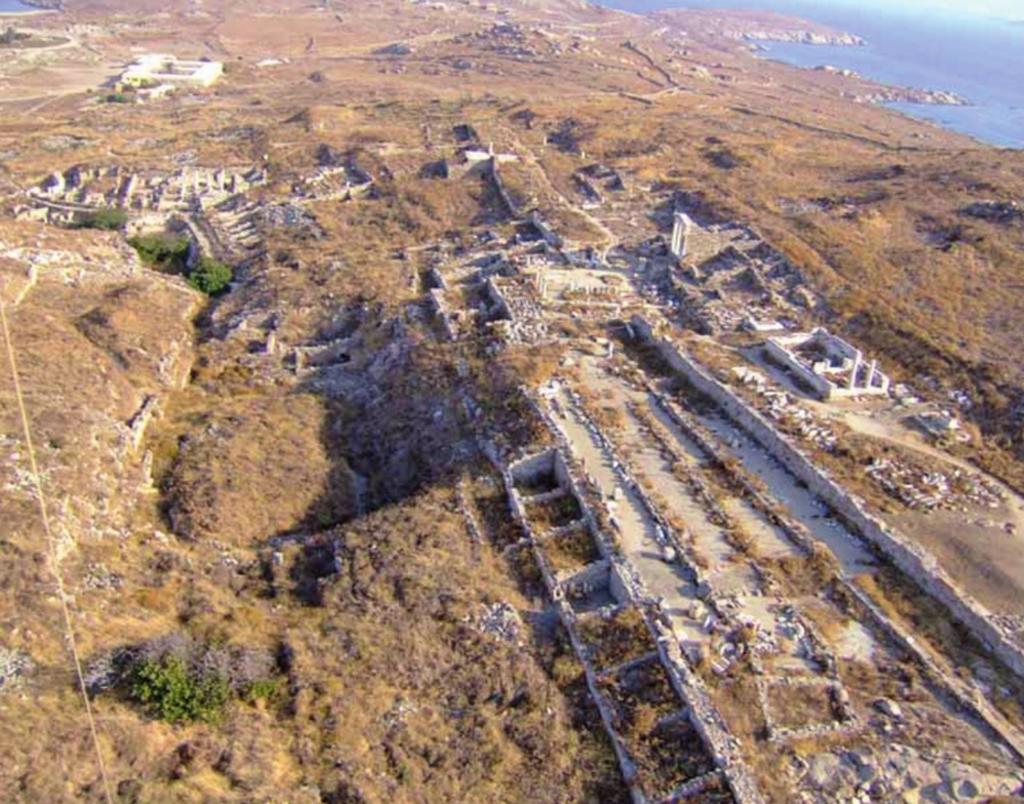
671, 212, 691, 258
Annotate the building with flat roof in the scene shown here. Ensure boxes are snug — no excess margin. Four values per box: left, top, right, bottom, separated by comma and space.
122, 54, 223, 89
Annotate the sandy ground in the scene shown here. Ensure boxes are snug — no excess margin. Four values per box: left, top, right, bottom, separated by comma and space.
0, 64, 116, 105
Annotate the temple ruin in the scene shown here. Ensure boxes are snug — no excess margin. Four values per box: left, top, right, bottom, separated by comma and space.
764, 327, 891, 400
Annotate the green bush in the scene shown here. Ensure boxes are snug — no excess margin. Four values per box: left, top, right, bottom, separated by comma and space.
74, 207, 128, 231
104, 92, 132, 104
187, 257, 233, 296
129, 233, 191, 273
130, 657, 229, 724
243, 678, 282, 704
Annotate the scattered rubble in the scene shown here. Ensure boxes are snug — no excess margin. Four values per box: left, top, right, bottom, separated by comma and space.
472, 602, 523, 645
865, 457, 1004, 512
0, 647, 34, 693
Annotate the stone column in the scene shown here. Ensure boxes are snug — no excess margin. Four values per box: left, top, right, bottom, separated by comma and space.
849, 351, 862, 390
671, 212, 692, 258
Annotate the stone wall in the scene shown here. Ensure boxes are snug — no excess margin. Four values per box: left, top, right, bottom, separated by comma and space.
633, 315, 1024, 681
503, 395, 765, 803
488, 159, 519, 217
499, 452, 645, 803
528, 211, 564, 249
762, 337, 834, 399
427, 288, 456, 341
484, 276, 512, 321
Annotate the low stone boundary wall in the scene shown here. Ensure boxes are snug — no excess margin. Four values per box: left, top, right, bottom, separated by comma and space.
627, 366, 1024, 758
491, 431, 763, 802
644, 392, 819, 560
632, 316, 1024, 681
762, 337, 833, 399
841, 580, 1024, 758
454, 476, 483, 547
497, 452, 645, 803
517, 394, 764, 803
488, 159, 519, 218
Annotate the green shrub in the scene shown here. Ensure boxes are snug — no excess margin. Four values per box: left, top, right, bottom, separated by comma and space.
129, 233, 191, 273
243, 678, 282, 704
187, 257, 233, 296
130, 657, 229, 724
104, 92, 132, 104
74, 207, 128, 231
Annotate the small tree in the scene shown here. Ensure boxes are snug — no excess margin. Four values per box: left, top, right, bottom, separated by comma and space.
187, 257, 233, 296
131, 657, 229, 724
129, 233, 191, 273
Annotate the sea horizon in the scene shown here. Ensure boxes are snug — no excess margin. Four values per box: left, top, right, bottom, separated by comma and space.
598, 0, 1024, 149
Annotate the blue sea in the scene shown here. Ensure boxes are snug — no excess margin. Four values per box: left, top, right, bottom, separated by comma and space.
0, 0, 38, 12
600, 0, 1024, 148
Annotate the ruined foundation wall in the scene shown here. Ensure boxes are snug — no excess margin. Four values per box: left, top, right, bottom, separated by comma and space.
428, 289, 456, 341
488, 159, 519, 217
762, 339, 834, 400
633, 316, 1024, 680
512, 394, 765, 803
484, 276, 513, 321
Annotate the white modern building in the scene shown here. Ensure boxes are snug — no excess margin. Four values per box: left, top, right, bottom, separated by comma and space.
122, 54, 224, 89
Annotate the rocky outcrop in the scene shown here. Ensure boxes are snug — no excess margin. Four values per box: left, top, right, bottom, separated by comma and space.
962, 200, 1024, 224
736, 29, 865, 46
811, 65, 968, 106
19, 0, 63, 10
0, 224, 198, 695
851, 86, 969, 106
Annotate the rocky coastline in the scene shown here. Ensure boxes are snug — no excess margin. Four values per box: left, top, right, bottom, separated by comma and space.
735, 29, 866, 46
855, 86, 969, 106
812, 67, 970, 106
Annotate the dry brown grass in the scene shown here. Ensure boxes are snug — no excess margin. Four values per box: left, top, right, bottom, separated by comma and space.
761, 547, 840, 597
543, 525, 601, 574
601, 659, 680, 736
766, 682, 836, 731
578, 607, 657, 671
525, 493, 583, 532
165, 392, 359, 544
6, 0, 1024, 798
852, 568, 1024, 730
